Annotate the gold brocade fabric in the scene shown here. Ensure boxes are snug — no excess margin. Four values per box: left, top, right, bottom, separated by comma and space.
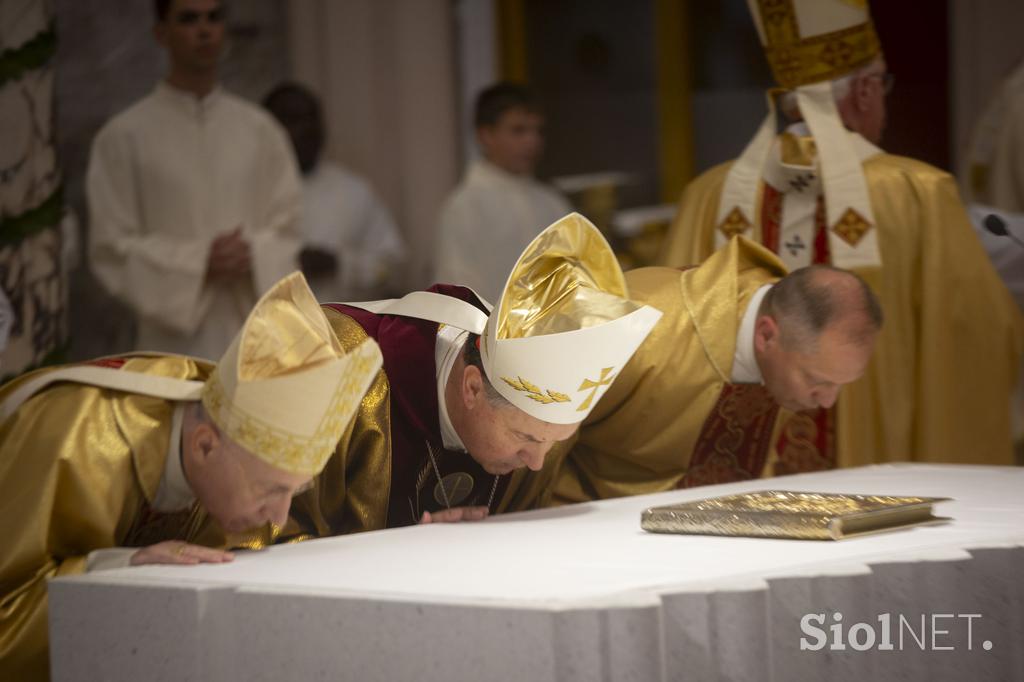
236, 273, 344, 381
287, 308, 553, 535
661, 153, 1024, 467
0, 356, 276, 682
286, 308, 393, 538
754, 0, 882, 90
779, 131, 818, 166
497, 212, 632, 339
199, 271, 381, 477
544, 238, 787, 504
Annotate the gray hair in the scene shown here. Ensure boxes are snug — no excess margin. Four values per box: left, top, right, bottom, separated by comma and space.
777, 61, 875, 121
758, 265, 883, 351
462, 334, 513, 409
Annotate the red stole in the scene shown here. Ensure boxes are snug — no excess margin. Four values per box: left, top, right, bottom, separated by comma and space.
325, 285, 510, 528
680, 384, 780, 488
760, 184, 837, 475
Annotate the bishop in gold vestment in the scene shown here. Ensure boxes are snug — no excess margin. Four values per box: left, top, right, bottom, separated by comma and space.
549, 238, 791, 504
0, 273, 382, 681
0, 357, 239, 679
661, 0, 1022, 469
289, 213, 661, 535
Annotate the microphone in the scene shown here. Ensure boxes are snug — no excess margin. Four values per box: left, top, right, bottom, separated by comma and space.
983, 213, 1024, 249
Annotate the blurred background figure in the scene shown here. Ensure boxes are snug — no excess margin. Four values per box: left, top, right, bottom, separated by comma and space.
86, 0, 301, 360
433, 82, 571, 302
264, 82, 407, 302
962, 58, 1024, 214
961, 58, 1024, 462
4, 0, 1021, 468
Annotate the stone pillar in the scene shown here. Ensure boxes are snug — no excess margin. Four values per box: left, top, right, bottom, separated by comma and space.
0, 0, 68, 378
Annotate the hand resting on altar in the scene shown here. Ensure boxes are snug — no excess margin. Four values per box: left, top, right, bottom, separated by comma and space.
419, 506, 490, 524
129, 540, 235, 566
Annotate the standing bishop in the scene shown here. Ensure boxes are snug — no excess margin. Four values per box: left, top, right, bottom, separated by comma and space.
661, 0, 1022, 469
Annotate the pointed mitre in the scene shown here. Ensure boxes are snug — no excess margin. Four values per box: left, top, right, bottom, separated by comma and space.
202, 272, 382, 475
752, 0, 881, 90
478, 212, 662, 424
716, 0, 884, 269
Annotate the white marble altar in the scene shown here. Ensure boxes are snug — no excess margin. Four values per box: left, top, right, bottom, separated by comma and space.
49, 464, 1024, 681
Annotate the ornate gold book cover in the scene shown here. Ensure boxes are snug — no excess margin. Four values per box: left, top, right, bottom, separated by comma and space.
641, 490, 951, 540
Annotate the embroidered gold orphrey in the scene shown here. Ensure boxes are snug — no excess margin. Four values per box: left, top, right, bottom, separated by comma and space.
500, 376, 571, 405
719, 206, 752, 239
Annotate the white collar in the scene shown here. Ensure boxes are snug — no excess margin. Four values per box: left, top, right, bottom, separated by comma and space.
468, 158, 532, 186
435, 325, 469, 451
154, 80, 224, 117
731, 284, 772, 384
152, 403, 197, 512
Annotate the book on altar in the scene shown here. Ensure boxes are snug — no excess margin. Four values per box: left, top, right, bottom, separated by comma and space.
641, 490, 951, 540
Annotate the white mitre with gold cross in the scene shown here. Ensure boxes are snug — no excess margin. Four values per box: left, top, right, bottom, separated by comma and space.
478, 212, 662, 424
340, 213, 660, 424
202, 271, 383, 476
716, 0, 884, 270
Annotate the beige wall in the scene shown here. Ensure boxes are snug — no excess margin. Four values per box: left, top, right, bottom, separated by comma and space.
287, 0, 460, 290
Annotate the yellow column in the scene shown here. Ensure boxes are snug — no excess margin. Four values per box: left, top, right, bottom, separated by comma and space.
496, 0, 528, 82
654, 0, 694, 203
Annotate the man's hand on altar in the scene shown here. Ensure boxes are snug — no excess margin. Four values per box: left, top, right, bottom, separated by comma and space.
419, 506, 490, 524
129, 541, 235, 566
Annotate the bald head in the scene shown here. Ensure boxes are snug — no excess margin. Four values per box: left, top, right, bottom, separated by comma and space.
759, 264, 882, 351
753, 265, 882, 412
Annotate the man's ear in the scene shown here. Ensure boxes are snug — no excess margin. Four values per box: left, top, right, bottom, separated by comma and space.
476, 125, 495, 155
461, 364, 486, 411
754, 314, 780, 354
852, 73, 873, 113
189, 421, 221, 465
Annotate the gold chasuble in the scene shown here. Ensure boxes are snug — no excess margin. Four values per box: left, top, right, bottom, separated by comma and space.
0, 272, 382, 681
548, 238, 788, 505
288, 299, 522, 537
289, 214, 661, 533
660, 0, 1022, 468
0, 357, 275, 681
662, 153, 1023, 468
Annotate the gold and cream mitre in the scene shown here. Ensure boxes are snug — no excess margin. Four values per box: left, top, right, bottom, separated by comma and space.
716, 0, 884, 270
752, 0, 881, 90
478, 212, 662, 424
202, 272, 383, 475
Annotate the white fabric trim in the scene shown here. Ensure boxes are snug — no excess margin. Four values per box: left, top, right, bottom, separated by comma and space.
435, 325, 468, 452
716, 90, 780, 233
152, 403, 195, 512
731, 285, 772, 384
0, 365, 204, 422
336, 291, 491, 334
795, 83, 881, 269
85, 547, 137, 573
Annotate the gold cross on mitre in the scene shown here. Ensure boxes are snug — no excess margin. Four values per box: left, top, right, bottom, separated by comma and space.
577, 367, 616, 412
